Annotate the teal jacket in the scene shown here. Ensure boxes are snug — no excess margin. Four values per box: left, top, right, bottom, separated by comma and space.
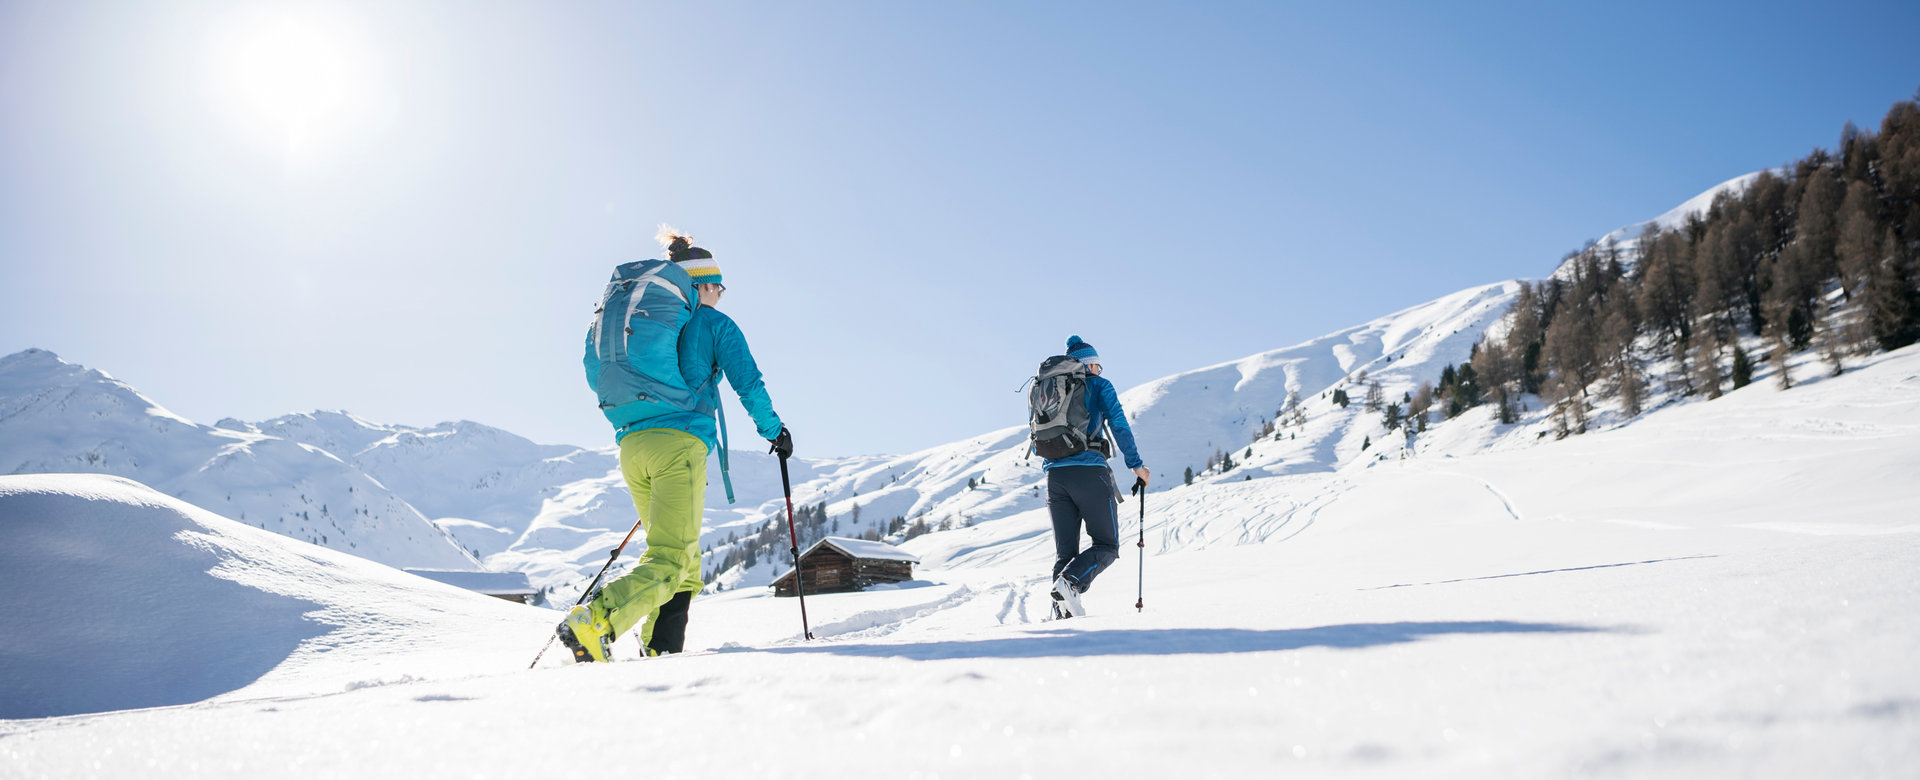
615, 306, 782, 456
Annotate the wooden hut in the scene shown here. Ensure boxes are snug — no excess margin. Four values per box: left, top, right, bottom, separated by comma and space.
771, 537, 919, 597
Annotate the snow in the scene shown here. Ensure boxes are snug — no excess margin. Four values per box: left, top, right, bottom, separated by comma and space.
0, 474, 555, 720
3, 176, 1918, 776
809, 536, 922, 563
3, 344, 1917, 776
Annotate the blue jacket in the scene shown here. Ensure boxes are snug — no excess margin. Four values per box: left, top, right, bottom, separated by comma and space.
1042, 374, 1145, 472
615, 305, 782, 454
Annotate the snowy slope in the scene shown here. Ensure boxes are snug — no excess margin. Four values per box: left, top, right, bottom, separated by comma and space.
0, 473, 554, 720
690, 280, 1524, 592
0, 351, 477, 570
681, 171, 1794, 595
3, 345, 1914, 777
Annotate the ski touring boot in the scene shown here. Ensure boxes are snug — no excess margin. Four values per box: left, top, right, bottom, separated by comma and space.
557, 602, 614, 663
1051, 575, 1085, 619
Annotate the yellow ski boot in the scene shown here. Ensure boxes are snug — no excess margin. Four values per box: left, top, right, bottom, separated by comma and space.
556, 602, 613, 663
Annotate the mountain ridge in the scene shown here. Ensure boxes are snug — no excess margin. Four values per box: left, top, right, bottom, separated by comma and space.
0, 169, 1773, 596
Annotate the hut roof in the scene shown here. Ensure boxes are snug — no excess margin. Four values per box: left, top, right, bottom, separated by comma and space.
807, 536, 919, 563
404, 568, 533, 597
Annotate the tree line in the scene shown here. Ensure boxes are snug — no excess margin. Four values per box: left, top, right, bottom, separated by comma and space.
1428, 91, 1920, 435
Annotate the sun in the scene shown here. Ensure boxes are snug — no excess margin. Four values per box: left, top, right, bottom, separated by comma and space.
200, 6, 385, 169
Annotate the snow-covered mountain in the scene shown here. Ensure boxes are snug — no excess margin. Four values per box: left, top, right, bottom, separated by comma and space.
237, 411, 618, 558
0, 351, 477, 570
0, 172, 1766, 600
0, 348, 849, 597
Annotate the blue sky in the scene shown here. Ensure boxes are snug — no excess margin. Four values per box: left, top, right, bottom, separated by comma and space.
3, 1, 1917, 458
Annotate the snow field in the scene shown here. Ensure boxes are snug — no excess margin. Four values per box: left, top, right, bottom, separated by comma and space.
3, 345, 1917, 777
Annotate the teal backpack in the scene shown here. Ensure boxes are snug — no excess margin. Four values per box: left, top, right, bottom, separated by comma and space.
584, 259, 699, 431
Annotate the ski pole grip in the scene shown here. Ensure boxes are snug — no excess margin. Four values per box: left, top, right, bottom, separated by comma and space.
1131, 477, 1146, 495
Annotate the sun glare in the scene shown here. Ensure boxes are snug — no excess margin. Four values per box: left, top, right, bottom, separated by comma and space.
201, 7, 386, 171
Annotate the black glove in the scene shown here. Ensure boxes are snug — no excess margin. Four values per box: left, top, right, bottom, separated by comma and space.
768, 426, 793, 460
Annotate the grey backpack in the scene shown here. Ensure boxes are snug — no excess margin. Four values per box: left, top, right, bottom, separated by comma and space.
1029, 355, 1093, 460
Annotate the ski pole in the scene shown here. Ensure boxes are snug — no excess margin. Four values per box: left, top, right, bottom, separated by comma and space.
528, 515, 646, 669
1132, 477, 1147, 612
778, 451, 816, 640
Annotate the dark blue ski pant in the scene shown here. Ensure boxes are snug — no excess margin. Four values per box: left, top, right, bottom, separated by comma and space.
1047, 465, 1120, 591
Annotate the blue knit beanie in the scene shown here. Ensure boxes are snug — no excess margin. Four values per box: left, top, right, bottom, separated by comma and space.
1066, 335, 1100, 366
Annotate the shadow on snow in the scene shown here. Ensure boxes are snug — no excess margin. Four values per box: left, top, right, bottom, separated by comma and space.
755, 621, 1611, 661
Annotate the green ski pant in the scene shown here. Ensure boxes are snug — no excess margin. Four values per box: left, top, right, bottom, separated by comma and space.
592, 428, 707, 643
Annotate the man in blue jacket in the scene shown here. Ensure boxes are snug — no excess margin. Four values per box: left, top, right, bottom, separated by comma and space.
560, 233, 792, 662
1044, 335, 1148, 618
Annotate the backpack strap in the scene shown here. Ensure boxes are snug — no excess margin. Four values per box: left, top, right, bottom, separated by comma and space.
714, 384, 735, 504
688, 363, 736, 504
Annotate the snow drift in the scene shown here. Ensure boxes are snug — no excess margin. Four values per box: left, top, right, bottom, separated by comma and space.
0, 474, 554, 719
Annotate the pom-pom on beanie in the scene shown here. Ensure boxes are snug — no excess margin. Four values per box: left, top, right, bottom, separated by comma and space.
657, 225, 723, 287
1066, 335, 1100, 366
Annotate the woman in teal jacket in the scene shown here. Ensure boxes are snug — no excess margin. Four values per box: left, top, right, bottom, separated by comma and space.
561, 233, 791, 662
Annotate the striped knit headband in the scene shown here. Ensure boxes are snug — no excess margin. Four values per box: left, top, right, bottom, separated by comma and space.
662, 230, 723, 287
678, 254, 723, 287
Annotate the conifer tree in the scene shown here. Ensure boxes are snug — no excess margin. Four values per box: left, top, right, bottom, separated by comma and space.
1770, 332, 1793, 390
1638, 229, 1696, 358
1455, 363, 1482, 410
1692, 331, 1724, 399
1863, 238, 1920, 351
1410, 381, 1435, 424
1792, 165, 1845, 285
1876, 98, 1920, 239
1618, 361, 1645, 417
1835, 179, 1884, 301
1819, 320, 1847, 377
1730, 345, 1754, 389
